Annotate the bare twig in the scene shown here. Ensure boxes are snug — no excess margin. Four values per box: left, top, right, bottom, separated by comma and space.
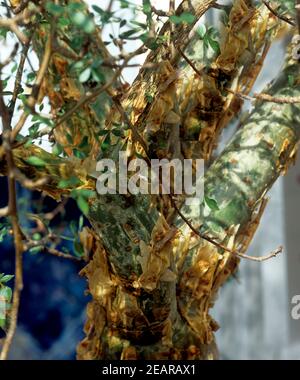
170, 196, 282, 262
108, 90, 150, 161
0, 74, 24, 361
10, 112, 28, 142
262, 1, 296, 27
44, 198, 68, 221
25, 242, 83, 262
43, 246, 83, 262
0, 12, 30, 44
11, 28, 53, 141
151, 6, 170, 17
9, 33, 32, 118
13, 168, 49, 190
12, 0, 31, 15
0, 43, 19, 69
178, 47, 300, 104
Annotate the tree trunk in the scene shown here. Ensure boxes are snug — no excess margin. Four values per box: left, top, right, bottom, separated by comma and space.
2, 0, 299, 360
77, 47, 300, 359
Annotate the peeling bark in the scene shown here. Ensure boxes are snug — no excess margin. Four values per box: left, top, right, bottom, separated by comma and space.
77, 47, 300, 359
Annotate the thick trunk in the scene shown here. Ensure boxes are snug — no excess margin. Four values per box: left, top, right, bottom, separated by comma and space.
4, 0, 299, 360
77, 47, 300, 359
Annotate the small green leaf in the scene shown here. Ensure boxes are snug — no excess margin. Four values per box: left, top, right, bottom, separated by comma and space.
72, 11, 86, 27
169, 15, 182, 24
83, 18, 95, 34
52, 143, 63, 156
0, 275, 14, 284
79, 67, 92, 83
77, 196, 89, 215
204, 196, 219, 211
74, 241, 84, 257
180, 12, 196, 24
32, 233, 42, 241
197, 24, 207, 39
79, 215, 84, 230
288, 74, 295, 86
206, 36, 220, 54
46, 2, 64, 16
0, 286, 12, 302
26, 156, 46, 167
58, 176, 82, 189
73, 148, 88, 159
29, 246, 43, 254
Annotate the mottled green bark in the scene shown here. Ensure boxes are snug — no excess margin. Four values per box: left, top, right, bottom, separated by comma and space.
3, 0, 300, 360
77, 46, 300, 359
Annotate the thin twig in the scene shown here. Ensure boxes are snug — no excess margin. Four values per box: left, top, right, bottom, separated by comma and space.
25, 242, 83, 262
0, 73, 24, 361
9, 33, 32, 119
108, 90, 150, 161
12, 168, 49, 190
0, 43, 19, 69
151, 6, 171, 17
43, 247, 83, 262
170, 196, 282, 262
44, 198, 68, 221
178, 47, 300, 104
12, 0, 31, 14
53, 45, 146, 130
262, 1, 296, 27
11, 28, 53, 141
0, 12, 31, 44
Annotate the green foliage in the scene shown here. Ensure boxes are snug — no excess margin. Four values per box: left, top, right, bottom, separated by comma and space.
26, 156, 47, 167
0, 274, 14, 332
58, 176, 83, 189
204, 196, 220, 211
170, 12, 196, 25
197, 24, 220, 54
71, 189, 96, 216
0, 222, 10, 243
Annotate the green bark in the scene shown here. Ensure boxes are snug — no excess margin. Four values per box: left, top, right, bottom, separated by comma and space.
77, 47, 300, 359
3, 0, 299, 360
